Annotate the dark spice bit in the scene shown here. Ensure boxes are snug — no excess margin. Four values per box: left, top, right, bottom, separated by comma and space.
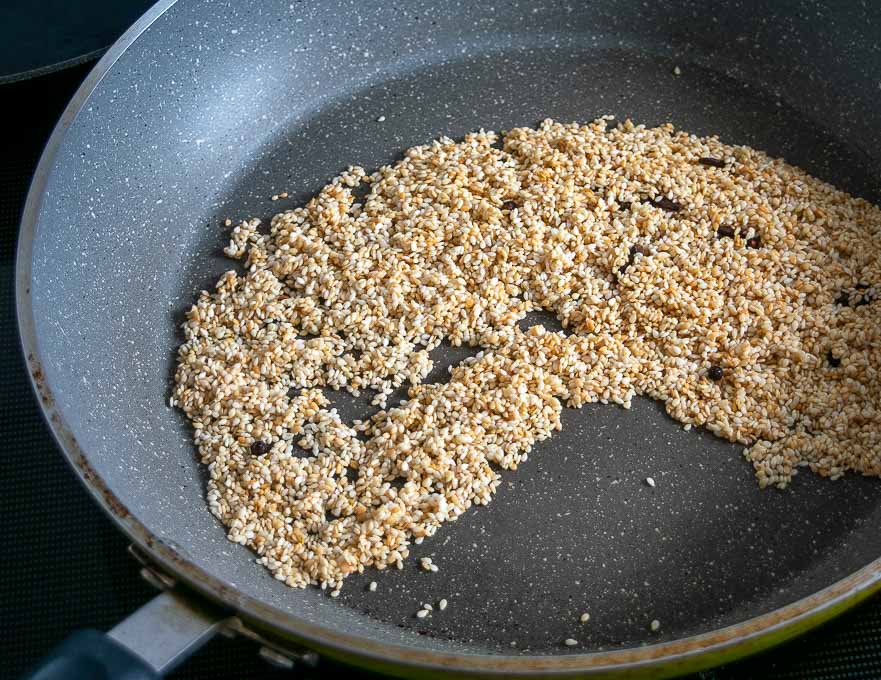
834, 292, 851, 306
716, 225, 735, 239
856, 282, 870, 290
651, 196, 683, 212
619, 244, 650, 274
250, 440, 271, 456
707, 365, 724, 381
827, 351, 841, 368
502, 200, 518, 211
618, 201, 632, 211
746, 235, 762, 249
699, 156, 726, 168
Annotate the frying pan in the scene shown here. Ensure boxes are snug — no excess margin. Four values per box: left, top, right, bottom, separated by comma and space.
16, 0, 881, 677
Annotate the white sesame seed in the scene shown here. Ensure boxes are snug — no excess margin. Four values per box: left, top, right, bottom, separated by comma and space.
438, 598, 448, 611
673, 65, 682, 76
176, 117, 881, 595
650, 619, 661, 632
564, 638, 578, 647
580, 612, 590, 623
416, 609, 429, 619
376, 115, 386, 122
368, 581, 377, 592
645, 477, 656, 488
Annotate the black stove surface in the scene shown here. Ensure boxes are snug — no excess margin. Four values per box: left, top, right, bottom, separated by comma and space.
5, 61, 881, 680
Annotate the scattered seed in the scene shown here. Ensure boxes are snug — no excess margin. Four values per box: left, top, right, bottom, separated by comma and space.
580, 612, 590, 623
376, 115, 386, 122
223, 218, 232, 227
650, 619, 661, 632
707, 365, 724, 381
564, 638, 579, 647
699, 157, 726, 168
368, 581, 377, 592
176, 116, 881, 595
439, 598, 448, 611
673, 65, 682, 76
423, 603, 433, 611
645, 477, 656, 488
416, 609, 429, 619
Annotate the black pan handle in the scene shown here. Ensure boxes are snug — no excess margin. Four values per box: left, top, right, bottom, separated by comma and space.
21, 590, 224, 679
22, 630, 159, 680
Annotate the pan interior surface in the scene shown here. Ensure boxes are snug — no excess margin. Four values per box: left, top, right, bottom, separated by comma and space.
22, 0, 881, 662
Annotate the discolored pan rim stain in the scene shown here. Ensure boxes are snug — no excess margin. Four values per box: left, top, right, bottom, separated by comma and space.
15, 0, 881, 676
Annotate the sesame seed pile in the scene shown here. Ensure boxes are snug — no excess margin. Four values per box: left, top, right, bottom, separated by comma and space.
173, 117, 881, 592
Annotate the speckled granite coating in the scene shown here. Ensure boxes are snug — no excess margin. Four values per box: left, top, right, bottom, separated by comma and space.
18, 0, 881, 667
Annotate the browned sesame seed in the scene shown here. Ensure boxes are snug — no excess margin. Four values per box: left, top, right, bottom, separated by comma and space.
174, 117, 881, 592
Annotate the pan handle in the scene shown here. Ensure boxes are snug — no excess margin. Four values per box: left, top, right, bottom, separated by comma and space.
21, 590, 225, 680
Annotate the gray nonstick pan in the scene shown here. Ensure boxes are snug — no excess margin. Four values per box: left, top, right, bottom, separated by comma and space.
17, 0, 881, 678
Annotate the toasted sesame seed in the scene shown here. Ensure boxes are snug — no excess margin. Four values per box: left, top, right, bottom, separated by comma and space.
175, 117, 881, 595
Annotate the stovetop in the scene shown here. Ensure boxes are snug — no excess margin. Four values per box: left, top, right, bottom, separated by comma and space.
6, 59, 881, 680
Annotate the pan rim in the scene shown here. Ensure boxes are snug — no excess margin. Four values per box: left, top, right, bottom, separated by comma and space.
15, 0, 881, 675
